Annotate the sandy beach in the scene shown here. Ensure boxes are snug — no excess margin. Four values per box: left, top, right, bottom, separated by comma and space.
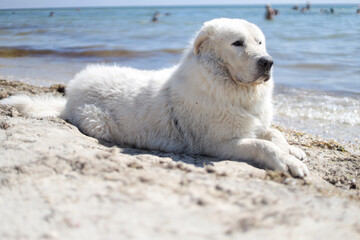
0, 79, 360, 239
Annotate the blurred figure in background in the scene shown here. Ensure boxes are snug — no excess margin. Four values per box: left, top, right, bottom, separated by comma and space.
301, 2, 311, 12
320, 8, 335, 14
151, 11, 160, 22
265, 4, 275, 20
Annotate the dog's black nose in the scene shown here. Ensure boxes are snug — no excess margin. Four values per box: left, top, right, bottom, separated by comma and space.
258, 57, 273, 71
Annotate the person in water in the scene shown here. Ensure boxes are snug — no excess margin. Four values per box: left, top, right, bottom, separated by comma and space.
151, 11, 160, 22
265, 5, 275, 20
301, 1, 311, 12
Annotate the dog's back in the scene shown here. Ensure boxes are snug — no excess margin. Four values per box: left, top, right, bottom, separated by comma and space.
64, 65, 186, 151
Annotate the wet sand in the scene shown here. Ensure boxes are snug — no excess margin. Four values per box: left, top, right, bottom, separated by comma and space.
0, 79, 359, 239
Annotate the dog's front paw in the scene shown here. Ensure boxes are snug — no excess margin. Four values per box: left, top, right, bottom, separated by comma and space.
273, 154, 309, 178
284, 155, 309, 178
288, 145, 306, 160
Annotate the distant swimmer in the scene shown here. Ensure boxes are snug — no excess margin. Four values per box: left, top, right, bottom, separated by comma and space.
265, 4, 275, 20
301, 1, 311, 12
292, 5, 299, 10
320, 8, 335, 14
357, 5, 360, 14
49, 11, 54, 17
320, 9, 328, 14
151, 11, 161, 22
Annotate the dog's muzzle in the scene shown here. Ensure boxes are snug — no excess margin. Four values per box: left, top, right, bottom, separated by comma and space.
257, 56, 273, 82
258, 57, 273, 72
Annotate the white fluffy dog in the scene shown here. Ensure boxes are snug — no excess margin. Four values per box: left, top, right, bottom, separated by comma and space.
1, 18, 308, 177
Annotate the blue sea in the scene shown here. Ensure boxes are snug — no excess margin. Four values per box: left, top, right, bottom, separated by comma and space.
0, 4, 359, 143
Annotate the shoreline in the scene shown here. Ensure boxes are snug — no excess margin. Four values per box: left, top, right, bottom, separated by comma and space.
1, 79, 360, 239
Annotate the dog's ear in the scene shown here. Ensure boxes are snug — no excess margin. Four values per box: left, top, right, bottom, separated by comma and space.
193, 31, 208, 55
193, 24, 214, 55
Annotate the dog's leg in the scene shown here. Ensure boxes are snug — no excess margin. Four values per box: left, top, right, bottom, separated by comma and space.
261, 128, 307, 160
210, 138, 309, 178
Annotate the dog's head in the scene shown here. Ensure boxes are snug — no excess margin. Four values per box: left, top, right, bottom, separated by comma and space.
193, 18, 273, 85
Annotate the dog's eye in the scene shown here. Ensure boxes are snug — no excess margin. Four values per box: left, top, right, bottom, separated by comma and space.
232, 40, 244, 47
259, 41, 262, 45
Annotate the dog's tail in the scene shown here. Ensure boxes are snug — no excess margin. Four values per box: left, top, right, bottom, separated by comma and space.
0, 94, 67, 118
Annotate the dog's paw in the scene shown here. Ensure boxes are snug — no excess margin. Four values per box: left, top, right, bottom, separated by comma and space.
284, 156, 309, 178
274, 154, 309, 178
288, 145, 307, 160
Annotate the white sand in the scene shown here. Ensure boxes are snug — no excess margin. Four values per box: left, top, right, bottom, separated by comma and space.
1, 103, 360, 239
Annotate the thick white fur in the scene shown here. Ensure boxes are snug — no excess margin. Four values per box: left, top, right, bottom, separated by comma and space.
0, 94, 66, 118
1, 18, 308, 177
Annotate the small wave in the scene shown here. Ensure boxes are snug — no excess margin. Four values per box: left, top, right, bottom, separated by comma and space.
64, 45, 106, 50
0, 46, 184, 58
0, 47, 55, 58
283, 63, 339, 70
15, 29, 47, 36
15, 32, 31, 36
284, 33, 350, 41
274, 87, 360, 126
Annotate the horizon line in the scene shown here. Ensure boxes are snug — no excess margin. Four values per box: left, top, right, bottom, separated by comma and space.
1, 3, 359, 10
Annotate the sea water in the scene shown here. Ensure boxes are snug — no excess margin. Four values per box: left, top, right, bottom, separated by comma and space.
0, 4, 359, 143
